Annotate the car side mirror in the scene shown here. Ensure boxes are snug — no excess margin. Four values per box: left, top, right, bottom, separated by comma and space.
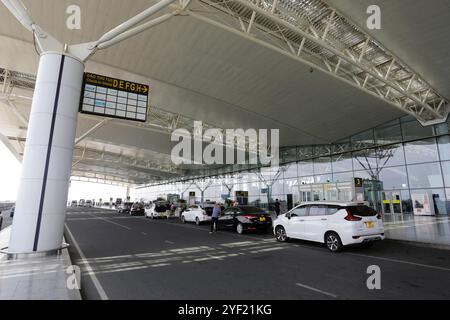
286, 212, 291, 219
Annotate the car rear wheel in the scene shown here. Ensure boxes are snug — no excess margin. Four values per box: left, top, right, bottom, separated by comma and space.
195, 217, 200, 225
236, 223, 244, 234
325, 232, 343, 252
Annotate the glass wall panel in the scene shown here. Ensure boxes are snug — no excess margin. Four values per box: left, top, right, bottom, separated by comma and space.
404, 138, 439, 164
353, 149, 378, 173
283, 163, 298, 178
298, 161, 314, 176
351, 129, 375, 148
332, 153, 353, 172
402, 119, 434, 140
378, 144, 406, 167
410, 189, 447, 214
298, 146, 313, 159
281, 147, 297, 163
332, 171, 354, 183
375, 122, 402, 145
379, 166, 409, 190
299, 176, 314, 185
352, 170, 372, 180
438, 136, 450, 161
284, 178, 299, 195
314, 157, 332, 174
401, 190, 413, 214
272, 179, 284, 196
315, 174, 332, 184
446, 189, 450, 215
441, 161, 450, 187
407, 162, 444, 188
435, 123, 449, 135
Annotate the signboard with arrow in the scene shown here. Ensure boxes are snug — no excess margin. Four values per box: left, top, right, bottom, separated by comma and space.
79, 72, 149, 122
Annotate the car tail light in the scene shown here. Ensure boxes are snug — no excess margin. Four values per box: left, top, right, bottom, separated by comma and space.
344, 209, 362, 221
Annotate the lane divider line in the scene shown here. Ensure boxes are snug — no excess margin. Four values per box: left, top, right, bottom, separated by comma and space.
295, 282, 338, 298
88, 214, 132, 230
65, 224, 109, 300
345, 252, 450, 272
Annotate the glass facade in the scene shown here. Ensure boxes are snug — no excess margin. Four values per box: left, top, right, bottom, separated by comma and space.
136, 115, 450, 215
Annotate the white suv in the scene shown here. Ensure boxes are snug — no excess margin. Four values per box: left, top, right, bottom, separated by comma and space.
273, 201, 384, 252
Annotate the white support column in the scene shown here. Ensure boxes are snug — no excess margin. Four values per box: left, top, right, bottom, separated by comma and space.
9, 52, 84, 253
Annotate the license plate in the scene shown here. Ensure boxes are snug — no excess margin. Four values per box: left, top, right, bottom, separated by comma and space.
365, 221, 375, 228
259, 217, 266, 222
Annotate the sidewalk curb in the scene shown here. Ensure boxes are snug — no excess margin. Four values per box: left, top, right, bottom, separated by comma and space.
386, 238, 450, 251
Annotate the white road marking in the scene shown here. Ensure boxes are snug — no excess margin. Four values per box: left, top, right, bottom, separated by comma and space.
141, 232, 148, 236
345, 252, 450, 272
295, 282, 338, 298
65, 224, 109, 300
88, 214, 132, 230
165, 240, 175, 244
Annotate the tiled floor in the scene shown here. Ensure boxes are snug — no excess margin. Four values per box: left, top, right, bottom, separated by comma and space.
0, 227, 81, 300
383, 214, 450, 246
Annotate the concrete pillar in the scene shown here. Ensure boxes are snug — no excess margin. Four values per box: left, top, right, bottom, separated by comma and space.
9, 52, 84, 253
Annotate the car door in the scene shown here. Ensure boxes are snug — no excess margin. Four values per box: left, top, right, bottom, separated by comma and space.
302, 205, 329, 242
218, 208, 236, 229
285, 206, 308, 239
192, 206, 202, 220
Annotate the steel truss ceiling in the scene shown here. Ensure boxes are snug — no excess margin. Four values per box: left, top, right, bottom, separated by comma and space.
188, 0, 449, 125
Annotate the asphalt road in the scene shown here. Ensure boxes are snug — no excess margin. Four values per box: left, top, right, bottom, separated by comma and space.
65, 207, 450, 300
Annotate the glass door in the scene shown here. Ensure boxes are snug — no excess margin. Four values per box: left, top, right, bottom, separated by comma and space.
381, 191, 403, 214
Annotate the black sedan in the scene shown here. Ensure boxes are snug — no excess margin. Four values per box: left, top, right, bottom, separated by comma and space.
217, 206, 272, 234
130, 202, 145, 216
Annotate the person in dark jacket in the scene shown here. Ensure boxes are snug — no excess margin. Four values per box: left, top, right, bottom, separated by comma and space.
210, 203, 221, 233
274, 199, 281, 216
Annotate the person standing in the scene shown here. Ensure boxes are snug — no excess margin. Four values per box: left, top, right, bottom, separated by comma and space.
210, 203, 221, 234
274, 199, 281, 216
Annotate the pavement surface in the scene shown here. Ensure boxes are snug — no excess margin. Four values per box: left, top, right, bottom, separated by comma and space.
65, 207, 450, 300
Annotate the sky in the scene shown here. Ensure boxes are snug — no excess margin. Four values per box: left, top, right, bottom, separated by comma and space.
0, 141, 133, 202
0, 142, 21, 201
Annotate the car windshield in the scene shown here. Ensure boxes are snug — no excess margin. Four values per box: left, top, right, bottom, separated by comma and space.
238, 206, 265, 215
345, 205, 378, 217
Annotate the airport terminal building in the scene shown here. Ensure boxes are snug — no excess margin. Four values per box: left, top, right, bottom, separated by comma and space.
137, 115, 450, 216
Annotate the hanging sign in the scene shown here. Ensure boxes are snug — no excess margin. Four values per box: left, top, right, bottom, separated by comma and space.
79, 72, 149, 122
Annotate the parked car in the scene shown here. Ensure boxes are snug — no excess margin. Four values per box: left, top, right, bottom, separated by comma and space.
9, 206, 15, 218
85, 200, 93, 208
117, 202, 133, 214
145, 201, 170, 219
79, 199, 85, 207
70, 200, 78, 207
130, 202, 145, 216
181, 205, 211, 225
273, 201, 384, 252
217, 205, 272, 234
201, 201, 215, 216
